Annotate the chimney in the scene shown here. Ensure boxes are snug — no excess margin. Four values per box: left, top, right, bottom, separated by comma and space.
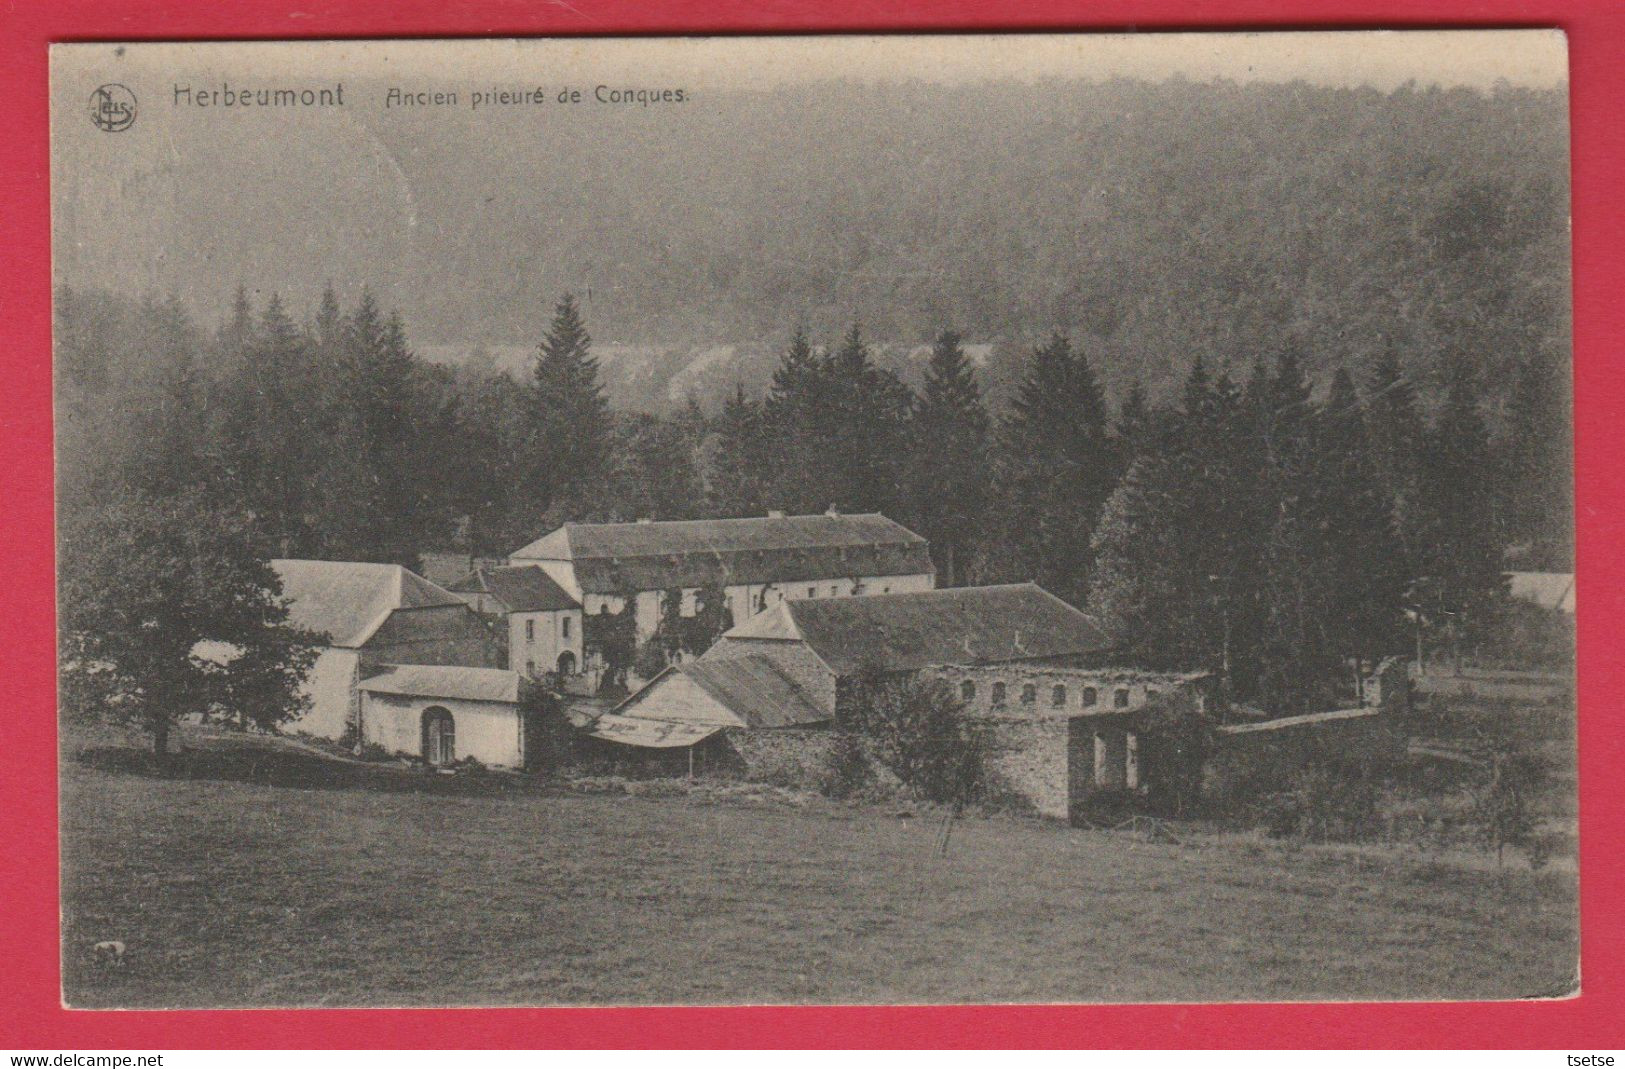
637, 517, 653, 524
767, 509, 786, 519
826, 504, 840, 517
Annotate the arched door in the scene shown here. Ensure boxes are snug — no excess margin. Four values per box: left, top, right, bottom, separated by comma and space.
422, 706, 456, 765
556, 650, 577, 676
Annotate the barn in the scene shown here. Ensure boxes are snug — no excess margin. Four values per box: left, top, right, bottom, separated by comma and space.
607, 582, 1213, 815
273, 559, 500, 745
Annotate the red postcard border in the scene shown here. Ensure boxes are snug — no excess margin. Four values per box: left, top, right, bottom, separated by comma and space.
3, 0, 1621, 1049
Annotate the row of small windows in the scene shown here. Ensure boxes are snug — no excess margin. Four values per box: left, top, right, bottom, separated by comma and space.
958, 679, 1159, 710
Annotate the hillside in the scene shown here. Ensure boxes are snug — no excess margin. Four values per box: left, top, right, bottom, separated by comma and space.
56, 76, 1569, 412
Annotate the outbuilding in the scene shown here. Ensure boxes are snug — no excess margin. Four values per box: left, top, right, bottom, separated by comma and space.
357, 663, 538, 769
273, 559, 500, 744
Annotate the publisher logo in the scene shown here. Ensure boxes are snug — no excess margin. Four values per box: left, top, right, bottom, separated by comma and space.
90, 84, 137, 132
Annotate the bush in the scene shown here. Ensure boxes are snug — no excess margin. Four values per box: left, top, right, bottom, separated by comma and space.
843, 670, 987, 808
1257, 760, 1382, 842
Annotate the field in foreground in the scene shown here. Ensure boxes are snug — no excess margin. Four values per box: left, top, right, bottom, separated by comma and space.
61, 746, 1577, 1008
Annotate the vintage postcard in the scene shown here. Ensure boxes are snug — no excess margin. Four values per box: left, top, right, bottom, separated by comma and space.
51, 32, 1576, 1008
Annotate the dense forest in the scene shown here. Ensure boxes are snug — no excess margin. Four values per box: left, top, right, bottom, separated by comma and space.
56, 77, 1569, 413
56, 270, 1571, 718
55, 74, 1572, 720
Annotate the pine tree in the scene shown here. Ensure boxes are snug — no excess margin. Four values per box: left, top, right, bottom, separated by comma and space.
910, 330, 991, 586
1313, 367, 1408, 684
1364, 343, 1426, 570
763, 326, 825, 511
707, 384, 771, 518
815, 324, 916, 516
312, 290, 427, 567
1116, 380, 1152, 460
998, 332, 1115, 605
1415, 357, 1506, 663
526, 294, 611, 522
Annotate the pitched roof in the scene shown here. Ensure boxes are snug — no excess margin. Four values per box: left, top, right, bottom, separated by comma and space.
508, 513, 934, 594
359, 664, 525, 704
447, 565, 579, 613
635, 654, 831, 729
271, 559, 466, 648
720, 583, 1113, 675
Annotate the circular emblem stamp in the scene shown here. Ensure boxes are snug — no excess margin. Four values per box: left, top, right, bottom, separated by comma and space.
90, 84, 137, 132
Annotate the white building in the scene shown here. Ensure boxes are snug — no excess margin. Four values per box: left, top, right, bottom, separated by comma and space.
507, 511, 937, 647
356, 664, 535, 769
447, 564, 585, 680
272, 559, 499, 743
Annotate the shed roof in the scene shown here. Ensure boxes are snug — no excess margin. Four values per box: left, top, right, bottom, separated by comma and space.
720, 582, 1113, 675
359, 664, 525, 704
509, 513, 933, 593
271, 559, 466, 648
448, 564, 579, 613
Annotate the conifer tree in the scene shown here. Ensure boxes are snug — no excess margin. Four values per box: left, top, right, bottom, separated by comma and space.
707, 383, 771, 518
527, 293, 610, 521
818, 325, 916, 516
910, 330, 991, 585
1313, 367, 1408, 681
1414, 357, 1506, 661
1364, 343, 1426, 567
998, 332, 1115, 605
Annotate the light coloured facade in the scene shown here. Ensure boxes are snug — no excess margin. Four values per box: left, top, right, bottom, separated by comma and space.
357, 664, 532, 769
508, 511, 937, 657
447, 564, 584, 680
273, 559, 500, 744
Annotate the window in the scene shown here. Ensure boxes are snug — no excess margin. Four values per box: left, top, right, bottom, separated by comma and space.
990, 682, 1007, 706
1114, 687, 1130, 708
525, 618, 535, 643
808, 586, 817, 598
1020, 683, 1037, 706
830, 585, 839, 597
1051, 684, 1067, 708
1081, 686, 1098, 708
853, 581, 866, 595
561, 616, 571, 639
882, 585, 891, 594
526, 659, 536, 677
960, 680, 976, 702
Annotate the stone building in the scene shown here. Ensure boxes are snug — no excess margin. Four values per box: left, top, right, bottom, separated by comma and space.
273, 559, 500, 744
446, 564, 584, 681
506, 511, 937, 657
603, 581, 1210, 813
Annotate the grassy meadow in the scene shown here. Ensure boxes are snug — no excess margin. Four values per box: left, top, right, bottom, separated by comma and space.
60, 729, 1577, 1008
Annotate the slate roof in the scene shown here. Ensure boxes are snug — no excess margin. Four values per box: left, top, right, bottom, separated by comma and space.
271, 559, 467, 648
447, 565, 579, 613
508, 513, 933, 594
359, 664, 525, 704
619, 654, 831, 729
719, 582, 1114, 676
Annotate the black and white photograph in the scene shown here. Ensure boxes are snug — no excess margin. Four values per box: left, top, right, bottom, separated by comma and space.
51, 32, 1577, 1008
